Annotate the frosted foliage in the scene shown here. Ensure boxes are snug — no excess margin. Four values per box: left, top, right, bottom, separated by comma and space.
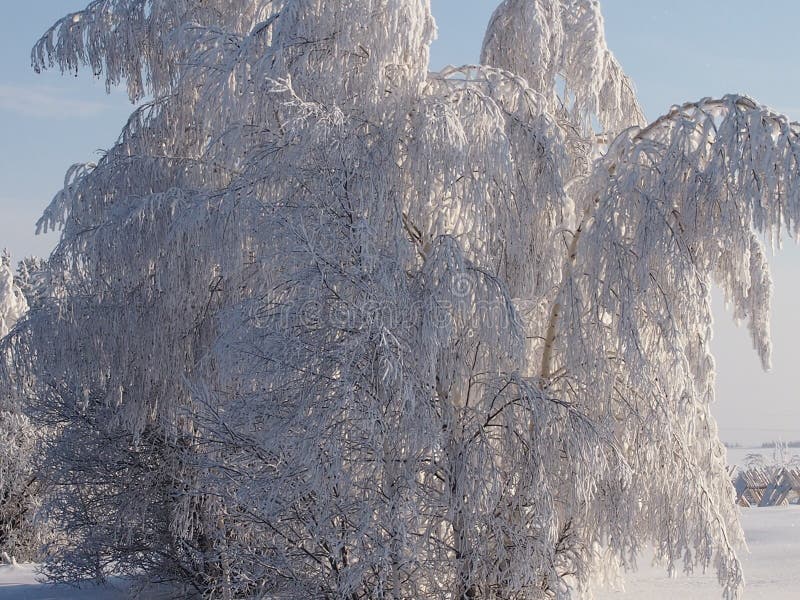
271, 0, 435, 106
14, 0, 800, 598
481, 0, 644, 134
0, 255, 27, 340
32, 0, 273, 102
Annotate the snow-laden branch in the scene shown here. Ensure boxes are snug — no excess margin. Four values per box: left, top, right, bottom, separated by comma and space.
481, 0, 645, 134
31, 0, 273, 101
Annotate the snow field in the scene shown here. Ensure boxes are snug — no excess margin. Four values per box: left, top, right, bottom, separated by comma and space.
594, 506, 800, 599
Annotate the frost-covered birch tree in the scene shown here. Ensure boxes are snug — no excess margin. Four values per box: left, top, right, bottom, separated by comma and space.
14, 0, 800, 597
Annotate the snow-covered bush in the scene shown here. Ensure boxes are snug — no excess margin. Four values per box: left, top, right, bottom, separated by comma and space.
17, 0, 800, 597
0, 253, 27, 340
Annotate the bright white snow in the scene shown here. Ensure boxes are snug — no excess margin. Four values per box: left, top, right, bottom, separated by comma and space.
594, 506, 800, 599
0, 564, 127, 600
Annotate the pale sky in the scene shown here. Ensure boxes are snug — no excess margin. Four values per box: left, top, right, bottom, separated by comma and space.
2, 1, 799, 444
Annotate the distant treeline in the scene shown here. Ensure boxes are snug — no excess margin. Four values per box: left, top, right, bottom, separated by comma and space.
723, 441, 800, 449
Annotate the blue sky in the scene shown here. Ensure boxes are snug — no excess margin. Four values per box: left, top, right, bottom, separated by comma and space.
2, 1, 800, 444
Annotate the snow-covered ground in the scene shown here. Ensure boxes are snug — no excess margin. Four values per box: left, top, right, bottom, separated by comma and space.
594, 506, 800, 599
0, 564, 127, 599
1, 507, 798, 599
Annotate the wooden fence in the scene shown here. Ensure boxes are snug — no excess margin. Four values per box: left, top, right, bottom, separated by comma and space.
733, 467, 800, 507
